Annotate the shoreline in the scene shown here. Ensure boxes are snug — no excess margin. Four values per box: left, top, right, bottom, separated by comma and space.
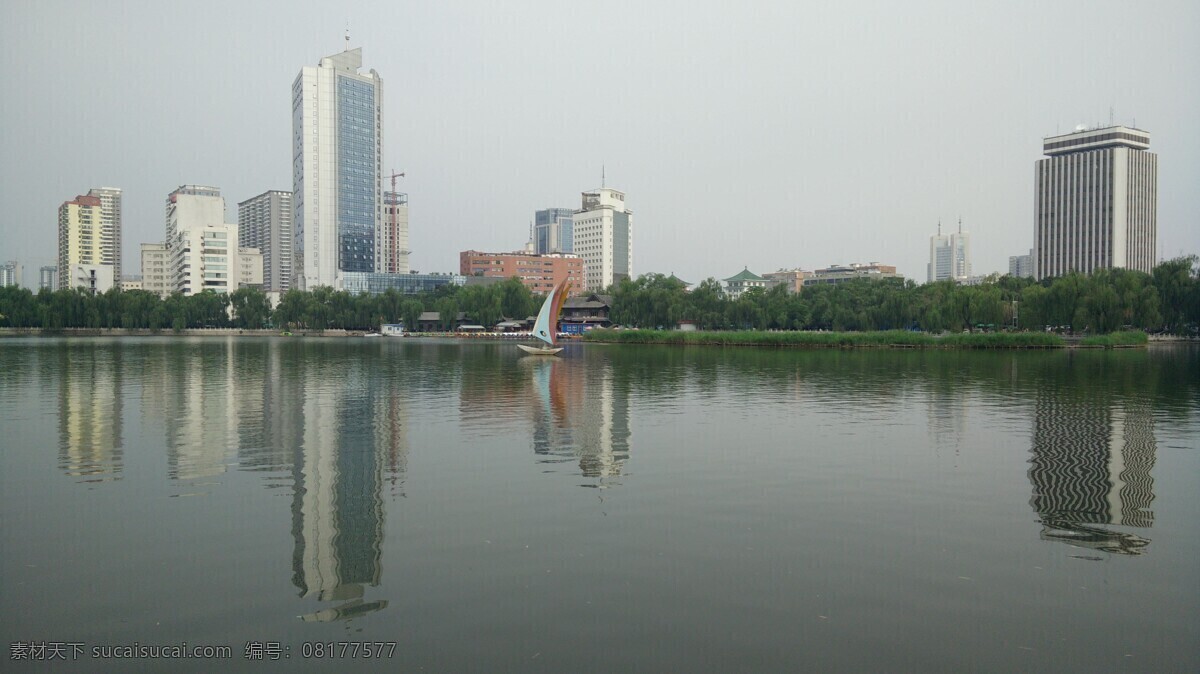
582, 328, 1164, 350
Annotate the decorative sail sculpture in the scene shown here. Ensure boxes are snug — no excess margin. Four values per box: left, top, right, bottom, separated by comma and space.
518, 280, 571, 355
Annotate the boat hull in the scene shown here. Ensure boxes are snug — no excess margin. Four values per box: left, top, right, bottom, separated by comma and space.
517, 344, 564, 356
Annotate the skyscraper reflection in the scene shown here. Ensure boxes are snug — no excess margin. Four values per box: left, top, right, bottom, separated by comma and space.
57, 344, 123, 481
290, 352, 397, 621
1028, 391, 1156, 555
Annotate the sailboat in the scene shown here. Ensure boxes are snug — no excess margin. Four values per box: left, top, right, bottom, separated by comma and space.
518, 280, 571, 355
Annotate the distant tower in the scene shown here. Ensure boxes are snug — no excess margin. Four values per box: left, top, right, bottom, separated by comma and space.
1035, 125, 1157, 279
534, 208, 575, 254
293, 47, 384, 289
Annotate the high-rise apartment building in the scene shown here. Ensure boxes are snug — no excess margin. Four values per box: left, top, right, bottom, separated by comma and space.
88, 187, 122, 281
57, 191, 117, 291
379, 189, 409, 274
927, 220, 970, 283
535, 208, 574, 254
238, 190, 293, 292
293, 47, 384, 290
573, 188, 633, 292
1035, 125, 1157, 280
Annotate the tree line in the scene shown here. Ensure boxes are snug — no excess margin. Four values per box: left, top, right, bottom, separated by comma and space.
0, 277, 539, 332
609, 257, 1200, 334
2, 257, 1197, 334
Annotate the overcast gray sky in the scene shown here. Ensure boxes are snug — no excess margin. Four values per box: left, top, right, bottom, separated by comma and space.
2, 0, 1197, 286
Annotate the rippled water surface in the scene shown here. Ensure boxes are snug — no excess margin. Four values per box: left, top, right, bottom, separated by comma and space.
1, 337, 1198, 671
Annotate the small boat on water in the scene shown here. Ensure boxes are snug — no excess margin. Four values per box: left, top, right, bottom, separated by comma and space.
519, 280, 570, 356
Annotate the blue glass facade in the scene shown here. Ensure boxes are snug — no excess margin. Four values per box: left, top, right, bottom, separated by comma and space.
337, 76, 377, 273
534, 208, 575, 254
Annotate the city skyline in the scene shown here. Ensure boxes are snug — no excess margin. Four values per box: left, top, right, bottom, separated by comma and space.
1, 1, 1197, 287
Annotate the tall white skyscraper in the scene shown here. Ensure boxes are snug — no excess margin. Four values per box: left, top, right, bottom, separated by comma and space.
293, 47, 384, 290
1035, 125, 1157, 280
927, 219, 970, 283
573, 188, 633, 292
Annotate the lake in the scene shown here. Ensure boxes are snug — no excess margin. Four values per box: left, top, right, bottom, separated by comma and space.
1, 337, 1197, 672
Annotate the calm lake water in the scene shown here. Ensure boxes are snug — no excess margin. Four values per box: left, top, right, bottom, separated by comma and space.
1, 337, 1198, 672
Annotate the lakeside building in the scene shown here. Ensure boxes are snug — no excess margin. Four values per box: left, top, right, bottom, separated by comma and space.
57, 190, 121, 291
723, 268, 768, 299
1009, 250, 1034, 278
804, 262, 901, 287
928, 219, 970, 283
573, 188, 633, 292
140, 243, 169, 297
379, 188, 410, 275
238, 190, 293, 292
165, 185, 263, 295
39, 265, 57, 291
535, 208, 575, 254
293, 47, 384, 290
341, 272, 465, 296
763, 268, 811, 293
1035, 125, 1156, 279
459, 250, 584, 295
1, 260, 20, 287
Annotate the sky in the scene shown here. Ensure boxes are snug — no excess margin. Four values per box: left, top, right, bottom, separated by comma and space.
1, 0, 1198, 287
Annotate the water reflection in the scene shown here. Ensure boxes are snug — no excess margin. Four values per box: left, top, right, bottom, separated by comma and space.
525, 354, 631, 486
1028, 378, 1156, 555
57, 344, 123, 481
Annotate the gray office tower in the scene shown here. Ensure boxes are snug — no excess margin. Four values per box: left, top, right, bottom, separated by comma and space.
238, 190, 294, 292
1034, 125, 1156, 280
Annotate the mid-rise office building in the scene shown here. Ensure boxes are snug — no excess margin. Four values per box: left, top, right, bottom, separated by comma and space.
140, 243, 169, 297
120, 276, 143, 292
0, 260, 20, 287
805, 262, 901, 287
1035, 125, 1156, 279
460, 250, 584, 295
535, 208, 575, 254
342, 272, 465, 296
1009, 250, 1034, 278
573, 188, 633, 292
238, 190, 293, 292
293, 47, 384, 290
928, 220, 970, 283
763, 268, 810, 293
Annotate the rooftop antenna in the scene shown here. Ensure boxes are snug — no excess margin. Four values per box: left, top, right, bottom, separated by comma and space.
602, 164, 606, 189
345, 21, 350, 48
958, 216, 962, 234
937, 219, 942, 236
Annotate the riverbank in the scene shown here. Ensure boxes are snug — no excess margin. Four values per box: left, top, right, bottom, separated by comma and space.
582, 328, 1154, 349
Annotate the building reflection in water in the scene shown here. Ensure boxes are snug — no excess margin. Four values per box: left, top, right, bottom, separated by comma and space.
57, 345, 123, 481
525, 356, 630, 486
290, 355, 403, 621
1028, 392, 1155, 555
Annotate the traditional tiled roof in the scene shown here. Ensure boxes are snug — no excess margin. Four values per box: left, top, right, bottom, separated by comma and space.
724, 267, 766, 282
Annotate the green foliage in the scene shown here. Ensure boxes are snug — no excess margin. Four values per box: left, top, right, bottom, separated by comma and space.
583, 328, 1066, 348
1079, 330, 1149, 348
